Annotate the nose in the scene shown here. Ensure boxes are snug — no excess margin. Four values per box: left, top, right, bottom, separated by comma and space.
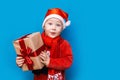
51, 25, 56, 30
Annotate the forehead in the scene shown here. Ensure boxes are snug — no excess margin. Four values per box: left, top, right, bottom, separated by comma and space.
46, 18, 62, 23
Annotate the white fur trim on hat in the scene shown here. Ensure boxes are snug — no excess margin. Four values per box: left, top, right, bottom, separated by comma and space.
42, 14, 70, 29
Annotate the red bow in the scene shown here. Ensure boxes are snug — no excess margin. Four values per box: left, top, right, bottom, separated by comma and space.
18, 37, 33, 70
20, 47, 33, 70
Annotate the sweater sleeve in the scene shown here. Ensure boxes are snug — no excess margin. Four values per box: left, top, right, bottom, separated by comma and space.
47, 40, 73, 70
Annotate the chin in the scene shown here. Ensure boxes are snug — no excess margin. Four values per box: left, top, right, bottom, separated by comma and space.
49, 35, 57, 38
49, 36, 56, 38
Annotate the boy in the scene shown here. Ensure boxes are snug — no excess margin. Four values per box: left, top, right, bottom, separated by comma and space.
16, 8, 73, 80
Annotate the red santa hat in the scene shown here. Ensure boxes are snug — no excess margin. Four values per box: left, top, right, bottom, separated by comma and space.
42, 8, 71, 29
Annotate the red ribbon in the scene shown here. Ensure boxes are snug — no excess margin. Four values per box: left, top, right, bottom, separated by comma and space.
19, 39, 33, 70
18, 34, 45, 70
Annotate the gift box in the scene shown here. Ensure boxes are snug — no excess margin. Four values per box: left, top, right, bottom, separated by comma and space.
13, 32, 44, 71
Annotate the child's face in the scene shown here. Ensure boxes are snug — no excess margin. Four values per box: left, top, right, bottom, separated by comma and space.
44, 18, 63, 38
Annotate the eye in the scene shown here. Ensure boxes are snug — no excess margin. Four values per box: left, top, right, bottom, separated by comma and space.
56, 24, 61, 27
48, 22, 52, 25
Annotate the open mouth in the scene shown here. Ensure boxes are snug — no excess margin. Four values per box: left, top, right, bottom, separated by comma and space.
50, 32, 56, 35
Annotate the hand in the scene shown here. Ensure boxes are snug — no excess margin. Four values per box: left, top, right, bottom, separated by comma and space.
39, 50, 50, 67
16, 56, 25, 67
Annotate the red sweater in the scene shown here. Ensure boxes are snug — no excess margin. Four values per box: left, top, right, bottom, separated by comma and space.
34, 39, 73, 80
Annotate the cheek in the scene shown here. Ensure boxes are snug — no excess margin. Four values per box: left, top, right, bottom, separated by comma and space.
44, 26, 51, 31
44, 28, 49, 34
44, 30, 49, 36
57, 29, 63, 34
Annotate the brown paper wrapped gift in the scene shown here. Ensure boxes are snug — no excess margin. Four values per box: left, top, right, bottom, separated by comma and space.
13, 32, 44, 71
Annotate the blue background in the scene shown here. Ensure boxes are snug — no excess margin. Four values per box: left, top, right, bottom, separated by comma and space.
0, 0, 120, 80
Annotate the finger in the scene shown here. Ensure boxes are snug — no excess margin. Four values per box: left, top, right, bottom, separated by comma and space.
17, 63, 23, 67
40, 59, 45, 64
16, 59, 24, 64
17, 61, 24, 64
40, 55, 45, 61
16, 61, 24, 67
40, 53, 46, 58
16, 57, 24, 60
16, 58, 25, 62
17, 59, 24, 62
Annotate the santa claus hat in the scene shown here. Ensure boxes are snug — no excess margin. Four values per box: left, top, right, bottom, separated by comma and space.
42, 8, 71, 29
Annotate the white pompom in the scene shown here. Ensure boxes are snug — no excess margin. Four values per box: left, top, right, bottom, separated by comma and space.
65, 20, 71, 26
